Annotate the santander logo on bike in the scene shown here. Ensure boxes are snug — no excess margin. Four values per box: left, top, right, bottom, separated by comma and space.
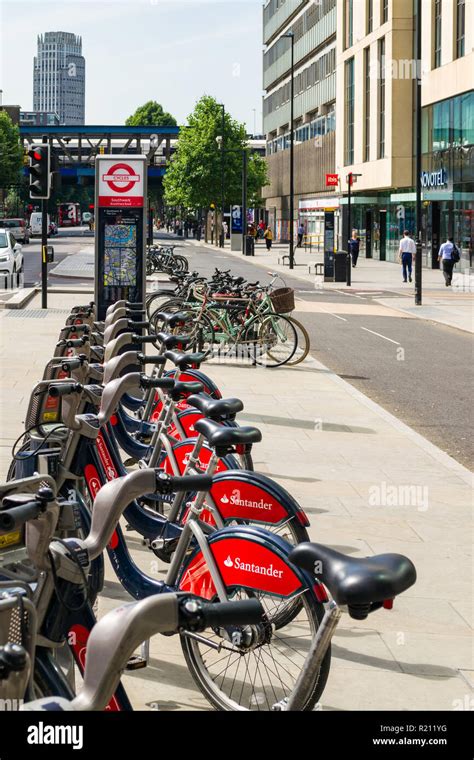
220, 489, 272, 511
223, 554, 283, 579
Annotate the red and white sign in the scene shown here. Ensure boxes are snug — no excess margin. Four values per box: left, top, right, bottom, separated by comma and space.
326, 173, 339, 187
98, 159, 144, 208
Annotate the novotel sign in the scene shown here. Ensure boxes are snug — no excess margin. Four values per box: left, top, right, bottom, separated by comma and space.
420, 169, 448, 189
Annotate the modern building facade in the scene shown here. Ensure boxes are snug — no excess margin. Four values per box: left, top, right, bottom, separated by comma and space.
33, 32, 85, 125
336, 0, 473, 266
262, 0, 337, 243
20, 111, 60, 127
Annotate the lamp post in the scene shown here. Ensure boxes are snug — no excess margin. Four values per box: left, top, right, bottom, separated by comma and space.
282, 31, 295, 269
217, 103, 225, 248
346, 172, 362, 248
414, 0, 422, 305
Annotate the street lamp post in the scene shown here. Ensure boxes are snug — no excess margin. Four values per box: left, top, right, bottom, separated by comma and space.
217, 104, 225, 248
282, 31, 295, 269
414, 0, 423, 305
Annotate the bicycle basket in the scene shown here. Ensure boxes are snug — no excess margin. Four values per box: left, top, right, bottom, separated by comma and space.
269, 287, 295, 314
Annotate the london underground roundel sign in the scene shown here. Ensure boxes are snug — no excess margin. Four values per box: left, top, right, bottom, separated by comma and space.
98, 158, 144, 208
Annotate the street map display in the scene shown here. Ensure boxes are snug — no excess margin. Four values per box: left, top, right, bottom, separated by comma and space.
103, 224, 137, 286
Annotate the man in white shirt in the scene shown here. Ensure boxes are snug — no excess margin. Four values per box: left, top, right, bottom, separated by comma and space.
398, 231, 416, 283
438, 237, 458, 286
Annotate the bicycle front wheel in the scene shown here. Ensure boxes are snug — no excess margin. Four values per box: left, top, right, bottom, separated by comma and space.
181, 587, 330, 711
244, 313, 298, 367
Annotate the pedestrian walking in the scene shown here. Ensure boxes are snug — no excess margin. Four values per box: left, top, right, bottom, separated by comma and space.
297, 223, 305, 247
348, 230, 360, 267
264, 226, 273, 252
438, 236, 460, 287
398, 230, 416, 283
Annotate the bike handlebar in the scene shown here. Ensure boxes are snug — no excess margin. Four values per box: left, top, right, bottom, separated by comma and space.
188, 598, 264, 632
0, 500, 42, 532
131, 334, 157, 344
140, 376, 174, 390
48, 382, 83, 398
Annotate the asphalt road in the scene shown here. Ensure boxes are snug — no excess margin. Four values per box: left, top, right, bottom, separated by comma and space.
21, 229, 93, 287
177, 236, 473, 469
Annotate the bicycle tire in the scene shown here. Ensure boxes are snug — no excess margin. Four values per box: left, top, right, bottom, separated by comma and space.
243, 313, 297, 367
284, 316, 311, 366
181, 586, 330, 711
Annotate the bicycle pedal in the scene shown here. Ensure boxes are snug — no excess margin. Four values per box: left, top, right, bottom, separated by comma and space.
125, 654, 147, 670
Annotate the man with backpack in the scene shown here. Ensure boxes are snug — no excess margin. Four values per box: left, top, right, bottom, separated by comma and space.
438, 236, 460, 286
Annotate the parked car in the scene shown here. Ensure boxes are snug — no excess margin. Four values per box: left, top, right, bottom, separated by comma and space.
0, 218, 30, 244
29, 212, 50, 237
0, 229, 23, 276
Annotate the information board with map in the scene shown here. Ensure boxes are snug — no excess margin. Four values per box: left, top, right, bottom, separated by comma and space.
103, 223, 137, 286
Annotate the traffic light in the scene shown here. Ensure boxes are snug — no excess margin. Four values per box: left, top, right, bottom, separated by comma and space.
28, 144, 51, 199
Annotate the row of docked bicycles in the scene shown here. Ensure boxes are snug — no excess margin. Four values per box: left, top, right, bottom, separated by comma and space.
146, 243, 189, 276
146, 267, 311, 367
0, 298, 417, 711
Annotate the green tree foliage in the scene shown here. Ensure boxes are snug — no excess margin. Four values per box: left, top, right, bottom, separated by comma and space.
126, 101, 177, 127
163, 95, 268, 211
0, 112, 23, 192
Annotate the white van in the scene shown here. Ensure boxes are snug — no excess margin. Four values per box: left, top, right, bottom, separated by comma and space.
30, 213, 50, 237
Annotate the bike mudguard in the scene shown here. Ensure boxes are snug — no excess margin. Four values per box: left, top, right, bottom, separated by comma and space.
160, 438, 238, 475
168, 408, 239, 441
110, 408, 151, 459
204, 470, 310, 528
150, 368, 222, 421
121, 392, 144, 412
165, 368, 222, 398
178, 525, 316, 600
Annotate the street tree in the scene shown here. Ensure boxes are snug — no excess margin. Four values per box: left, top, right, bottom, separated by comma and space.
163, 95, 268, 212
0, 112, 23, 202
126, 101, 177, 127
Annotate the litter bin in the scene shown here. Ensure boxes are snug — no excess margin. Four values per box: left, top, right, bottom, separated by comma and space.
245, 235, 255, 256
334, 251, 348, 282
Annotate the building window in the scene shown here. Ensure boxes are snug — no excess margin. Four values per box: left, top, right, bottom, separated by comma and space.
367, 0, 373, 33
345, 57, 355, 165
381, 0, 388, 24
434, 0, 442, 68
364, 47, 371, 161
378, 37, 385, 159
344, 0, 353, 49
456, 0, 465, 58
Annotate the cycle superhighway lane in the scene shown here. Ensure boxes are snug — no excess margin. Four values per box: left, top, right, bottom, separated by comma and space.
171, 236, 473, 469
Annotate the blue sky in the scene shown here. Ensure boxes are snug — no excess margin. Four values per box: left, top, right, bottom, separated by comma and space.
0, 0, 264, 131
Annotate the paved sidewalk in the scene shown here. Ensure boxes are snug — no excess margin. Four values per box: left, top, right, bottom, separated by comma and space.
0, 291, 472, 710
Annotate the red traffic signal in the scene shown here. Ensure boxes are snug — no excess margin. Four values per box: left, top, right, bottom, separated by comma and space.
28, 144, 51, 199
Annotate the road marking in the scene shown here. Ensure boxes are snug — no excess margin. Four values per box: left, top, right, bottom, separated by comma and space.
320, 308, 347, 322
335, 289, 364, 299
360, 326, 400, 344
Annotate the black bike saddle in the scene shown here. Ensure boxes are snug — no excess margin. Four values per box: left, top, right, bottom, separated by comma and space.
289, 543, 416, 618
